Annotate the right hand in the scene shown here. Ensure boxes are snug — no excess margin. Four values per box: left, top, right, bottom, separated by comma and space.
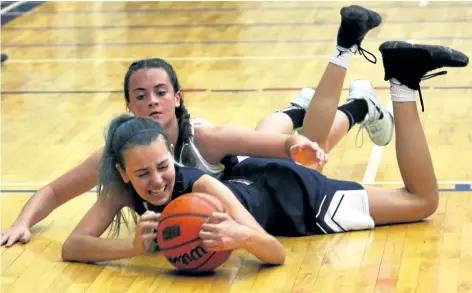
134, 211, 160, 255
290, 141, 328, 170
0, 224, 31, 247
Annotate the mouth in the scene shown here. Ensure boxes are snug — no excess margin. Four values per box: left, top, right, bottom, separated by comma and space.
149, 111, 162, 118
148, 184, 167, 197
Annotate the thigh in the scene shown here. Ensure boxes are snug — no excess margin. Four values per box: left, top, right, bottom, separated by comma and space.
316, 178, 375, 234
255, 112, 294, 134
364, 186, 434, 225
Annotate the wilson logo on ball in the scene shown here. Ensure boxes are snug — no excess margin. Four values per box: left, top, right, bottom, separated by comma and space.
162, 225, 181, 241
167, 245, 208, 265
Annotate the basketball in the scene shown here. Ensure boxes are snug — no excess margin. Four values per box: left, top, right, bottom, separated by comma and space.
291, 144, 319, 167
156, 193, 233, 273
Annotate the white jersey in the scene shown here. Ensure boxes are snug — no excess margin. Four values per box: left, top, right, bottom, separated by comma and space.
174, 118, 225, 178
174, 118, 248, 179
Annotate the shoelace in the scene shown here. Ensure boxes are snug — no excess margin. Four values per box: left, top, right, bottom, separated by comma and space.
354, 100, 382, 148
417, 70, 448, 112
350, 44, 377, 64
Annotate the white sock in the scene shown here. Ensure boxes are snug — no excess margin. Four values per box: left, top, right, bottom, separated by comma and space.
329, 45, 358, 69
389, 78, 417, 103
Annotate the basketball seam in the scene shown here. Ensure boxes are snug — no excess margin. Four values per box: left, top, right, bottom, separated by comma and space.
196, 195, 227, 213
191, 251, 217, 271
160, 237, 201, 251
195, 250, 232, 272
159, 213, 209, 223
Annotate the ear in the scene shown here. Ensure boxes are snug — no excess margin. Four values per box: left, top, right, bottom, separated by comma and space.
169, 144, 174, 156
174, 91, 182, 108
115, 163, 130, 183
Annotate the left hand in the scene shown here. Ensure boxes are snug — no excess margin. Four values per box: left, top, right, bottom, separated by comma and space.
290, 141, 328, 169
199, 212, 250, 251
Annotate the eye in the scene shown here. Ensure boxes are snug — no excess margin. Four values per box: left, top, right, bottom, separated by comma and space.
157, 90, 167, 97
137, 172, 148, 178
158, 164, 168, 171
136, 95, 145, 100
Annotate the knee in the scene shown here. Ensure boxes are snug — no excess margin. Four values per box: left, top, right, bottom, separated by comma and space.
419, 190, 439, 219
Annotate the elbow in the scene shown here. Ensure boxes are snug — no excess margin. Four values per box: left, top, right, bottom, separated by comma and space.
274, 250, 286, 266
61, 235, 81, 262
277, 246, 286, 265
268, 243, 286, 266
61, 236, 73, 261
265, 250, 285, 266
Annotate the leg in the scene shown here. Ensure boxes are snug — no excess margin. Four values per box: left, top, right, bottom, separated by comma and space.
366, 41, 469, 224
255, 111, 295, 135
257, 5, 385, 153
299, 5, 383, 152
256, 88, 317, 135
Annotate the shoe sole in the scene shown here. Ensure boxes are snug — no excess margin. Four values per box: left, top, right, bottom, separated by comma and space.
379, 41, 469, 68
340, 5, 382, 29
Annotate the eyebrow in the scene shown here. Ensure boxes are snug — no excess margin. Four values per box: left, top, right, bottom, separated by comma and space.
132, 83, 168, 92
133, 159, 169, 174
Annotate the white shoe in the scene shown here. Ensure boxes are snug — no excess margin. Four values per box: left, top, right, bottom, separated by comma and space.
348, 79, 394, 146
290, 87, 315, 110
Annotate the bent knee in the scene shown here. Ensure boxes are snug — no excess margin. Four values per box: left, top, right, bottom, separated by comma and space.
414, 190, 439, 220
61, 237, 73, 261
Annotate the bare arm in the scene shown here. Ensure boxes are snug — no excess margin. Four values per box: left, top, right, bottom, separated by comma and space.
194, 124, 310, 164
17, 147, 103, 228
193, 175, 285, 265
61, 188, 144, 262
1, 147, 104, 247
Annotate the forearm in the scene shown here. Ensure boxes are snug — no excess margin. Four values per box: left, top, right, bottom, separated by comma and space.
13, 185, 60, 228
243, 228, 285, 265
62, 234, 140, 262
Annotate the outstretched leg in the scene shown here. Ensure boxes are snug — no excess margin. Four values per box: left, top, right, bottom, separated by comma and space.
257, 6, 394, 153
366, 41, 469, 224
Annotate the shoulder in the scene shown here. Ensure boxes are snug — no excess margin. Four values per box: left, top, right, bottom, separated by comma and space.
190, 119, 215, 142
97, 184, 135, 211
190, 118, 213, 127
175, 163, 207, 178
174, 164, 208, 193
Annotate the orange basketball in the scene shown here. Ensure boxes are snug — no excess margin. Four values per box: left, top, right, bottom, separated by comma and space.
156, 193, 232, 273
292, 145, 320, 167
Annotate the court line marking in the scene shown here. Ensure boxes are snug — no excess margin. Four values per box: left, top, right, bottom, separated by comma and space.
4, 37, 472, 49
2, 181, 471, 186
1, 187, 470, 194
4, 51, 472, 64
2, 85, 470, 96
362, 38, 416, 185
3, 55, 338, 63
2, 3, 472, 15
3, 18, 472, 31
0, 1, 26, 15
362, 100, 394, 185
419, 0, 429, 7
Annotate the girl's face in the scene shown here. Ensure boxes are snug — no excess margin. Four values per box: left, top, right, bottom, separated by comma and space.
117, 138, 176, 206
126, 68, 182, 129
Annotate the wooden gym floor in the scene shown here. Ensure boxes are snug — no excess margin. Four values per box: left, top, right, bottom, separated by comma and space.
1, 1, 472, 292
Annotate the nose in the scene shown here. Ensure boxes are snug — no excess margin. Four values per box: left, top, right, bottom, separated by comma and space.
148, 92, 159, 107
150, 170, 164, 186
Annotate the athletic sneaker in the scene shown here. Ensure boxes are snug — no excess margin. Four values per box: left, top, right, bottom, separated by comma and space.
348, 79, 394, 146
379, 41, 469, 111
